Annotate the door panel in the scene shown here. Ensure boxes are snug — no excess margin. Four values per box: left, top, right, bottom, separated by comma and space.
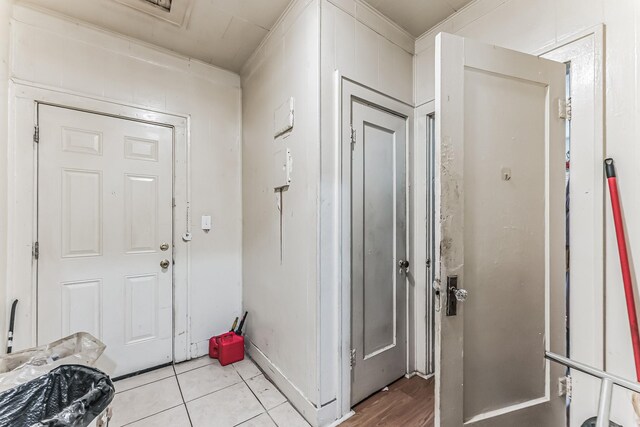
125, 174, 158, 253
351, 99, 407, 405
435, 33, 566, 426
61, 279, 102, 337
37, 104, 173, 378
363, 124, 395, 356
61, 169, 103, 257
464, 68, 547, 418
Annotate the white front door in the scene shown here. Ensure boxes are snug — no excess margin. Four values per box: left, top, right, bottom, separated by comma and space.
37, 104, 174, 378
349, 97, 408, 405
435, 33, 566, 426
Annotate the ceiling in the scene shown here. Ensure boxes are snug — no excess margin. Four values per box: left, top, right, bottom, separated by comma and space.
16, 0, 472, 72
363, 0, 474, 37
17, 0, 292, 73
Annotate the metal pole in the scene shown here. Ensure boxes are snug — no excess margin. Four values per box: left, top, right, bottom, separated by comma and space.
595, 378, 614, 427
546, 351, 640, 394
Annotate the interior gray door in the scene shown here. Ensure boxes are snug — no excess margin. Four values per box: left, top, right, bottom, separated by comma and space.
351, 99, 407, 405
435, 32, 566, 426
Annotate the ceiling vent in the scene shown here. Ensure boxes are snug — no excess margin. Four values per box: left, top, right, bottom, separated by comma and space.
144, 0, 172, 11
114, 0, 191, 26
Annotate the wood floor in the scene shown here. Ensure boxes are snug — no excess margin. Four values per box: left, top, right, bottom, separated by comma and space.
341, 375, 435, 427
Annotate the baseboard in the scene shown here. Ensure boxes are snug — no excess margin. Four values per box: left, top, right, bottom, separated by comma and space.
416, 372, 435, 381
247, 340, 322, 426
326, 410, 355, 426
406, 370, 434, 381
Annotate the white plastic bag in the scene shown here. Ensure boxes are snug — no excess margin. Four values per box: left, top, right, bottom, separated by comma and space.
0, 332, 105, 392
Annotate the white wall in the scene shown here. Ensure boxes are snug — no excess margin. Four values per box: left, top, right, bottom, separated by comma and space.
414, 0, 639, 425
241, 0, 414, 424
3, 4, 242, 359
241, 0, 321, 423
0, 0, 13, 348
319, 0, 414, 421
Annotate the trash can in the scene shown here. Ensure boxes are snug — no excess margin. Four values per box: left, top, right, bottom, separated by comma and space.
0, 333, 114, 426
0, 332, 107, 393
0, 364, 114, 427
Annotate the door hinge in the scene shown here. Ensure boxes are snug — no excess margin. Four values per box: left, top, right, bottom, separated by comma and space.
558, 375, 572, 399
350, 126, 356, 149
33, 126, 39, 144
33, 241, 39, 260
558, 97, 572, 121
350, 348, 356, 368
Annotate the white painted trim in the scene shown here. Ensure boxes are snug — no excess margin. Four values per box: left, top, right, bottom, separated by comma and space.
537, 24, 606, 427
416, 371, 435, 381
413, 100, 436, 375
415, 0, 505, 52
325, 0, 415, 54
325, 410, 355, 427
464, 397, 550, 424
6, 82, 190, 364
338, 76, 414, 417
247, 341, 334, 427
241, 0, 314, 79
243, 0, 416, 79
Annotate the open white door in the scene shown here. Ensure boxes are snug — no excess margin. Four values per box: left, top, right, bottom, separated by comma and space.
434, 33, 566, 427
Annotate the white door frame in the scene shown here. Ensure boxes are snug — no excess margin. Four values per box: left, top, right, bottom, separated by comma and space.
338, 76, 414, 415
536, 24, 606, 427
414, 100, 436, 376
6, 81, 191, 363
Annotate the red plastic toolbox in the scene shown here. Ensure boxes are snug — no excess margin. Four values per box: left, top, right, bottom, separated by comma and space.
209, 332, 244, 366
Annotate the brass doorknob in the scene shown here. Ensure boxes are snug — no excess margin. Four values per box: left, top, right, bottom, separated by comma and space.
160, 259, 170, 269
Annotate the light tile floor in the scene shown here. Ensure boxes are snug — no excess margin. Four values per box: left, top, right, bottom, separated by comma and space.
110, 356, 311, 427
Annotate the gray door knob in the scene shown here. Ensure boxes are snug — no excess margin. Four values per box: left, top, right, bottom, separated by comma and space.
160, 259, 170, 269
398, 259, 410, 274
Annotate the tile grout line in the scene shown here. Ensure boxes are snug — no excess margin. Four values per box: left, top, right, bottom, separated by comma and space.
116, 357, 291, 427
173, 364, 195, 427
232, 412, 265, 427
115, 374, 175, 395
236, 362, 280, 427
119, 403, 185, 427
114, 359, 215, 395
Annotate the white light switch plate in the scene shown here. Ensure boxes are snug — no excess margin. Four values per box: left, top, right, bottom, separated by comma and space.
201, 215, 211, 231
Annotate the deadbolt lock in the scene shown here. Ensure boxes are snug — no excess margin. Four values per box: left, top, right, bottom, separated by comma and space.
160, 259, 170, 269
160, 243, 170, 251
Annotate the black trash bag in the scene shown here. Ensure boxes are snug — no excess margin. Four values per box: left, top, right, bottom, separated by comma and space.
0, 364, 114, 427
581, 417, 623, 427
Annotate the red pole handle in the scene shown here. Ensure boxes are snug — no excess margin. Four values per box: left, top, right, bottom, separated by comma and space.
605, 158, 640, 381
